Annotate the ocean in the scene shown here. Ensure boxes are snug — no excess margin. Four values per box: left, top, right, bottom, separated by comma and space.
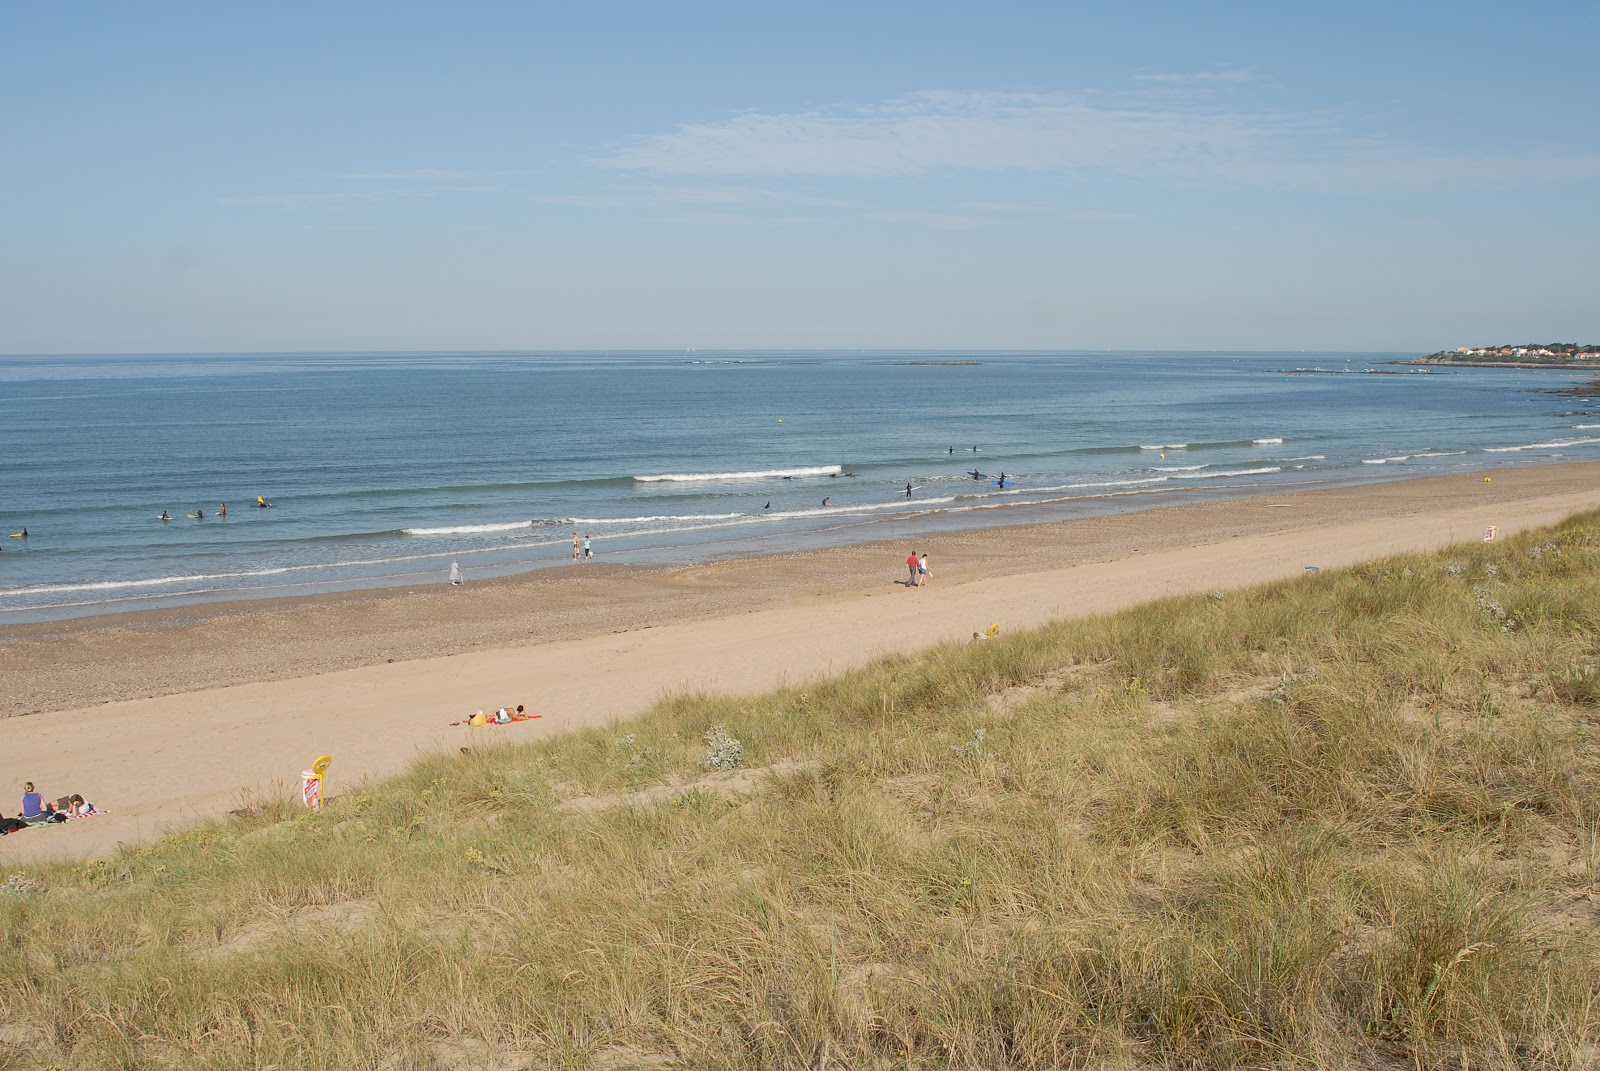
2, 350, 1596, 623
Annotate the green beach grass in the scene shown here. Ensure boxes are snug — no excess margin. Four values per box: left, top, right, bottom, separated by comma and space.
3, 515, 1599, 1070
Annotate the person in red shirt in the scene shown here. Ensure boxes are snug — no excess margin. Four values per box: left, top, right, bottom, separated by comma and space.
906, 551, 920, 588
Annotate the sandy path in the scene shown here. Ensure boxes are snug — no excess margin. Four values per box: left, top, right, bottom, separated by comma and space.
4, 469, 1597, 863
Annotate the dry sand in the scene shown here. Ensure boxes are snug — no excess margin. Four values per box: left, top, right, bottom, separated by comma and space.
4, 464, 1598, 863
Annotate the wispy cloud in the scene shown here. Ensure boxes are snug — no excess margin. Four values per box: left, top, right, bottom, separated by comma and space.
542, 184, 851, 210
339, 168, 474, 181
1136, 67, 1256, 85
592, 90, 1279, 180
590, 89, 1600, 191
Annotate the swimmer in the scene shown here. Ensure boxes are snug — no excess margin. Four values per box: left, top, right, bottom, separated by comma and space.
218, 503, 226, 517
196, 508, 204, 520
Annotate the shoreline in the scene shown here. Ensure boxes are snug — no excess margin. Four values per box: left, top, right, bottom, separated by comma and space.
6, 462, 1600, 720
5, 462, 1600, 863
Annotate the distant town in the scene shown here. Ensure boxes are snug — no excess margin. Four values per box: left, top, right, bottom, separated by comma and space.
1411, 343, 1600, 367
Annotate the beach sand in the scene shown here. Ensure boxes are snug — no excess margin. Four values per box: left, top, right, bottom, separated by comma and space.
4, 463, 1599, 863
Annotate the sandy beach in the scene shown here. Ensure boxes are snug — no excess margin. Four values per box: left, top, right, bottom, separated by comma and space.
4, 463, 1599, 864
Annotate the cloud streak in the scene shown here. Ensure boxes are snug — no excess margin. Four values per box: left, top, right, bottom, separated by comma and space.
591, 89, 1600, 191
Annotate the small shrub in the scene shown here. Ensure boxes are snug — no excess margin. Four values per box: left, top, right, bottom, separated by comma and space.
701, 725, 743, 770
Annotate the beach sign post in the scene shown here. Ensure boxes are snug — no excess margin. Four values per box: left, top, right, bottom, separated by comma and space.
302, 754, 332, 811
1484, 526, 1498, 542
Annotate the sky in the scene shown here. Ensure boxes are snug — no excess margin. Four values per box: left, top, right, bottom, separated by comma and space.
3, 1, 1597, 354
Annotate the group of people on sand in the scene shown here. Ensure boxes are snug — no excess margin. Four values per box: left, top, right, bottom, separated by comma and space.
0, 781, 101, 834
459, 704, 532, 726
905, 550, 932, 588
571, 532, 593, 564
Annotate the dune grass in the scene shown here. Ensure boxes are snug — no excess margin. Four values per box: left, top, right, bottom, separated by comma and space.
3, 515, 1599, 1069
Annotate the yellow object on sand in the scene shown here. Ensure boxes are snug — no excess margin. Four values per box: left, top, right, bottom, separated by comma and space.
469, 710, 488, 727
1484, 477, 1492, 482
302, 754, 332, 810
987, 623, 1001, 638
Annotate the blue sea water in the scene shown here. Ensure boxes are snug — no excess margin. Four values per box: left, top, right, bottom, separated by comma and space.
2, 350, 1597, 623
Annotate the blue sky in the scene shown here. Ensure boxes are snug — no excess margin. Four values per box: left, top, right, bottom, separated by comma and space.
3, 1, 1597, 353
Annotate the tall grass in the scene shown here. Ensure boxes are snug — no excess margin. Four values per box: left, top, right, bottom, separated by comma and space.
3, 515, 1599, 1069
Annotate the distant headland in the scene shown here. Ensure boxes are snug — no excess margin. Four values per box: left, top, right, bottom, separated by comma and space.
1409, 343, 1600, 368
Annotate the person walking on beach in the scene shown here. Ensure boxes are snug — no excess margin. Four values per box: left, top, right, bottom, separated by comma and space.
906, 550, 920, 588
449, 560, 462, 586
919, 553, 931, 586
582, 535, 592, 563
572, 532, 581, 564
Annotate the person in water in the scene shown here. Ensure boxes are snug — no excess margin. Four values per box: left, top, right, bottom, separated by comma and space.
822, 497, 831, 507
905, 483, 913, 498
160, 510, 170, 521
196, 508, 204, 520
256, 496, 272, 508
218, 503, 226, 517
762, 502, 770, 509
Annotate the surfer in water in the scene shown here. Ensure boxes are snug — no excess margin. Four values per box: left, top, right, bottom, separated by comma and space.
762, 501, 770, 509
997, 471, 1007, 488
905, 483, 913, 498
218, 503, 226, 518
256, 496, 272, 508
159, 511, 170, 522
195, 508, 204, 520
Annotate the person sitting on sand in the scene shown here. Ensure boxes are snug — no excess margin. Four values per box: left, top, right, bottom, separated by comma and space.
0, 811, 27, 835
19, 782, 43, 819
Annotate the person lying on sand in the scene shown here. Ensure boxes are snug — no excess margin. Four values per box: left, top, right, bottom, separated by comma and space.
0, 811, 28, 835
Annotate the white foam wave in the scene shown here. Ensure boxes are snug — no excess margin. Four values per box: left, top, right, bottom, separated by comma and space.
568, 512, 746, 525
634, 465, 841, 482
1575, 424, 1600, 429
1363, 455, 1409, 465
1170, 466, 1282, 480
1139, 443, 1188, 451
403, 521, 531, 536
1484, 436, 1600, 454
1154, 464, 1207, 472
1287, 455, 1326, 461
1253, 437, 1284, 445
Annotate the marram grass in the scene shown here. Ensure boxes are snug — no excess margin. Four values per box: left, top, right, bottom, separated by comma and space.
4, 515, 1600, 1070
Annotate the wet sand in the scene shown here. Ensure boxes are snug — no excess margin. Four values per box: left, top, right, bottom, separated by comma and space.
4, 463, 1598, 862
